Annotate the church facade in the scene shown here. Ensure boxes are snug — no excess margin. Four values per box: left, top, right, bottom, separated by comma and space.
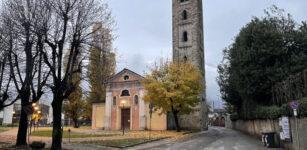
92, 69, 167, 130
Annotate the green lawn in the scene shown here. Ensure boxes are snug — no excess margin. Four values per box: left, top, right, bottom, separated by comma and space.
81, 138, 159, 148
0, 128, 9, 133
31, 130, 119, 138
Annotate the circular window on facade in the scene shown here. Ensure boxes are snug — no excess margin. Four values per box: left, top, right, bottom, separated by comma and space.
124, 75, 129, 81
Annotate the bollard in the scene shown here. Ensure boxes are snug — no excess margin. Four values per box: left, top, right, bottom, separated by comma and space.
68, 129, 71, 143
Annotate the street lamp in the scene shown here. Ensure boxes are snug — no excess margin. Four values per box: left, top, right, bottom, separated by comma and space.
121, 100, 127, 136
32, 105, 40, 132
121, 100, 127, 105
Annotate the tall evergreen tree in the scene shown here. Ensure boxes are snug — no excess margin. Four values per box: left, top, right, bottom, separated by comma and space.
217, 6, 307, 119
85, 23, 116, 120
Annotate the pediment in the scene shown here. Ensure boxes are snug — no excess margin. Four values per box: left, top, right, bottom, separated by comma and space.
106, 68, 144, 83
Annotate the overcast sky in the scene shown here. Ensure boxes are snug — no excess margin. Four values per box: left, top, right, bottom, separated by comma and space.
102, 0, 307, 108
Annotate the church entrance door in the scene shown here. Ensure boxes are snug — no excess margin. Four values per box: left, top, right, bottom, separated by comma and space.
121, 108, 130, 130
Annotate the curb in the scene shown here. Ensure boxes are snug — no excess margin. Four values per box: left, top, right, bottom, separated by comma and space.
107, 137, 170, 149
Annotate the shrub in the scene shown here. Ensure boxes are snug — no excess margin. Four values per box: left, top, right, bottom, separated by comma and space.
6, 123, 19, 127
240, 100, 257, 120
30, 141, 46, 149
297, 97, 307, 117
233, 97, 307, 120
230, 113, 239, 121
255, 105, 281, 120
280, 103, 292, 116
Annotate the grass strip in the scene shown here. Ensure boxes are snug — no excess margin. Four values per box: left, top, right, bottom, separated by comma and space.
81, 138, 162, 148
0, 128, 8, 133
31, 130, 119, 138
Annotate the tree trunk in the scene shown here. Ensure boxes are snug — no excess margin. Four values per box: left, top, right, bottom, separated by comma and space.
16, 23, 33, 146
170, 98, 181, 132
172, 110, 181, 132
16, 108, 28, 145
16, 95, 30, 146
51, 96, 63, 150
73, 118, 79, 128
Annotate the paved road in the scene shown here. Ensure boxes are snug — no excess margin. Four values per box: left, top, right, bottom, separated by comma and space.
140, 127, 282, 150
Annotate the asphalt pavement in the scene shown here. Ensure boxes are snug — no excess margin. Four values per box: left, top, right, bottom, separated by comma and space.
140, 127, 283, 150
63, 127, 284, 150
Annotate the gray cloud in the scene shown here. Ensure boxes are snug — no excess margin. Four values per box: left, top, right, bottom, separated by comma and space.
107, 0, 307, 109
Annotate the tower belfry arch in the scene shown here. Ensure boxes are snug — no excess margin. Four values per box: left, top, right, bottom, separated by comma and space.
171, 0, 208, 130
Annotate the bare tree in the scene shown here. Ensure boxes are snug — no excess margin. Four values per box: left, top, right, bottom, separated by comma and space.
37, 0, 115, 149
0, 35, 18, 111
1, 0, 51, 145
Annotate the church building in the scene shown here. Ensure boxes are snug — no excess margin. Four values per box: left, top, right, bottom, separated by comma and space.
92, 69, 167, 130
92, 0, 208, 131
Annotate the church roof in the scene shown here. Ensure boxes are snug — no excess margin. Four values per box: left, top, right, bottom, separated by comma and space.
106, 68, 144, 84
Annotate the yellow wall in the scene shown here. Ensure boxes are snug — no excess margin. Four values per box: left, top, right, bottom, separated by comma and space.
95, 104, 105, 129
92, 102, 166, 130
145, 102, 167, 130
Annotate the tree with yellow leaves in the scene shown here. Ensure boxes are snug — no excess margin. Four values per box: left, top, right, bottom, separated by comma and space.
62, 50, 84, 128
142, 61, 204, 132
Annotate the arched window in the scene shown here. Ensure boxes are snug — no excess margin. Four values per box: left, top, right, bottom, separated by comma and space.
134, 95, 138, 105
182, 10, 187, 20
121, 90, 130, 96
113, 96, 116, 106
183, 31, 188, 42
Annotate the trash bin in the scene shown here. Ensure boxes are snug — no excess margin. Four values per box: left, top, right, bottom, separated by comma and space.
261, 132, 275, 148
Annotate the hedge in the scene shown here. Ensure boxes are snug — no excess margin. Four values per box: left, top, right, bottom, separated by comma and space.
231, 97, 307, 121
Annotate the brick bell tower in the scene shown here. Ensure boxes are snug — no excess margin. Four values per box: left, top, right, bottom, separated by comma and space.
171, 0, 208, 130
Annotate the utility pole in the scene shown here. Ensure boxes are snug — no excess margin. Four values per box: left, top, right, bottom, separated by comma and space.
290, 101, 300, 150
149, 103, 154, 140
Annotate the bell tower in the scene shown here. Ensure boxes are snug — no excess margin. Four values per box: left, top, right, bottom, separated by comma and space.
172, 0, 208, 130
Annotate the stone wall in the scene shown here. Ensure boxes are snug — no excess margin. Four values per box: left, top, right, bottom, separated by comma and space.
229, 70, 307, 149
272, 69, 307, 106
230, 118, 307, 150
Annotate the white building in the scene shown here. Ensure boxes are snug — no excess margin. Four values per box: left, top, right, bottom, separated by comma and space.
0, 100, 53, 126
38, 100, 53, 125
0, 100, 21, 125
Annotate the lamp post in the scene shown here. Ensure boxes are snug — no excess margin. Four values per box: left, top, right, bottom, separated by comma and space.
121, 100, 127, 136
149, 103, 154, 140
12, 111, 16, 128
32, 104, 40, 132
37, 110, 41, 130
